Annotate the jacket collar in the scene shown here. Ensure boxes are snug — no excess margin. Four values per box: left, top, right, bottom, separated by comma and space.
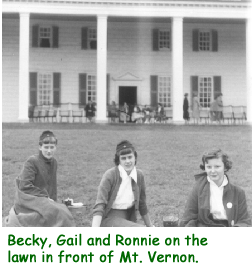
195, 172, 230, 183
118, 165, 137, 183
39, 150, 52, 164
195, 172, 234, 226
207, 175, 228, 188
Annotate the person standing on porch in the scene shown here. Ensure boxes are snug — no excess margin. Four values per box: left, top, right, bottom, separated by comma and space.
183, 93, 190, 124
155, 103, 165, 123
210, 93, 223, 123
109, 101, 118, 123
122, 102, 129, 124
143, 105, 151, 124
92, 140, 154, 227
85, 100, 96, 122
192, 95, 201, 124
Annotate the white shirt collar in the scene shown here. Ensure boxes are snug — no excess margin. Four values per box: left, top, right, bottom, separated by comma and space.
118, 164, 137, 183
207, 175, 228, 188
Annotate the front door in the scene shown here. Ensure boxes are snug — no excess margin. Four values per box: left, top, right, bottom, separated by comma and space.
119, 86, 137, 122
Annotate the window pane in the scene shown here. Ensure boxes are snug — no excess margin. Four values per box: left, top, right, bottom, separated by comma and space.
158, 76, 171, 107
39, 27, 51, 48
159, 30, 170, 49
199, 76, 212, 108
199, 31, 210, 51
38, 73, 52, 105
89, 28, 97, 50
87, 75, 97, 103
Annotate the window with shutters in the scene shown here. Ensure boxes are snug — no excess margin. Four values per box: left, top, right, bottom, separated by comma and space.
199, 30, 211, 51
87, 75, 96, 102
159, 30, 170, 50
199, 76, 212, 107
158, 76, 171, 107
39, 27, 51, 48
88, 28, 97, 50
32, 25, 58, 48
193, 29, 217, 52
38, 73, 53, 105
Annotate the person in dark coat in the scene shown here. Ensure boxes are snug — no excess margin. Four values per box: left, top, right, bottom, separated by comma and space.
4, 131, 75, 227
183, 93, 190, 124
180, 149, 251, 227
155, 103, 165, 123
85, 100, 96, 122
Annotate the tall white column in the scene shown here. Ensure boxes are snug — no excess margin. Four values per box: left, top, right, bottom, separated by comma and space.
96, 15, 108, 123
19, 13, 30, 122
172, 17, 184, 123
246, 17, 252, 124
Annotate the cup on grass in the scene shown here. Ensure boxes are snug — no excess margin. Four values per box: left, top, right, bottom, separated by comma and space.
163, 212, 179, 227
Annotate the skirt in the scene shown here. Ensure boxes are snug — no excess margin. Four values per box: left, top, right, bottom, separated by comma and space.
101, 207, 144, 227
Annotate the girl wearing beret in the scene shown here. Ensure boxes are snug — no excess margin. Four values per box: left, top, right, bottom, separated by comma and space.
5, 131, 75, 227
180, 149, 251, 227
92, 140, 153, 227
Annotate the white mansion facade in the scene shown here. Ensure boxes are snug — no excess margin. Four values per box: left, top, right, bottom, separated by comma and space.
2, 0, 252, 123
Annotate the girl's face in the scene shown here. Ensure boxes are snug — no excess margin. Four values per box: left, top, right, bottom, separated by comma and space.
39, 143, 57, 160
119, 152, 136, 174
205, 157, 225, 186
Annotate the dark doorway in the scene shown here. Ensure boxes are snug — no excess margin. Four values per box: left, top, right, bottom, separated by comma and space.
119, 86, 137, 122
119, 86, 137, 106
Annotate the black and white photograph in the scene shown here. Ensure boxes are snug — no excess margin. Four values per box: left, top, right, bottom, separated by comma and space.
1, 0, 252, 277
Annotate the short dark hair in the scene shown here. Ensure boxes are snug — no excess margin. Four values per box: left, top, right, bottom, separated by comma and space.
200, 149, 232, 171
214, 93, 223, 100
114, 140, 137, 165
39, 130, 58, 146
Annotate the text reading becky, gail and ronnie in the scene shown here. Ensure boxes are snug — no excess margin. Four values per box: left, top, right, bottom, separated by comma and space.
7, 234, 207, 264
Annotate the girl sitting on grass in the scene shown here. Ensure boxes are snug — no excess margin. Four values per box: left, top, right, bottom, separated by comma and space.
92, 140, 154, 227
5, 131, 75, 227
180, 149, 251, 227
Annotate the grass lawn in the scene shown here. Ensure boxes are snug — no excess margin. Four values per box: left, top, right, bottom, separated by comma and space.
2, 123, 252, 227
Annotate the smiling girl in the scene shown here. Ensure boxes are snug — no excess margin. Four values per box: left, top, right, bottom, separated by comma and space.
92, 140, 153, 227
180, 149, 251, 227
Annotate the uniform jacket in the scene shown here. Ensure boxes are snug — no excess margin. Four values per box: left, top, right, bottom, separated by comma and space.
93, 166, 148, 221
9, 152, 75, 227
17, 151, 57, 201
180, 172, 251, 227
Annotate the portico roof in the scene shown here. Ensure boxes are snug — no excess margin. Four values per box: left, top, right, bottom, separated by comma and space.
2, 0, 251, 20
